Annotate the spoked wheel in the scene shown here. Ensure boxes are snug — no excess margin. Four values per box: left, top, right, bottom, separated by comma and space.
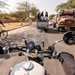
0, 30, 8, 39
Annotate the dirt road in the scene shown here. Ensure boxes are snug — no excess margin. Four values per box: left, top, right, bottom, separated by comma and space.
0, 24, 75, 75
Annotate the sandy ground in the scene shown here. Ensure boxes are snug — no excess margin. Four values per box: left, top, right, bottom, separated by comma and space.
2, 22, 31, 31
0, 23, 75, 75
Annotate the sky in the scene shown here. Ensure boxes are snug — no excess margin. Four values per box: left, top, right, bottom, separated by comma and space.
0, 0, 68, 15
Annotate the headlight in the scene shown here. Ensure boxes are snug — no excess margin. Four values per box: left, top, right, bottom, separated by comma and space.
27, 41, 35, 51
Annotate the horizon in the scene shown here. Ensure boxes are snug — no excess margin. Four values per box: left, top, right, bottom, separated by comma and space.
0, 0, 68, 15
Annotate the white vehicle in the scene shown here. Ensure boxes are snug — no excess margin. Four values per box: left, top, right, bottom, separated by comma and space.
37, 12, 50, 32
37, 19, 57, 32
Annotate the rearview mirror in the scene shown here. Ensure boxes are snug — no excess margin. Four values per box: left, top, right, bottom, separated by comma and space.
63, 31, 75, 45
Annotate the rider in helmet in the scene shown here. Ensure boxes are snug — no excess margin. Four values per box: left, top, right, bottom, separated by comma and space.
45, 11, 49, 22
40, 11, 44, 22
37, 12, 41, 22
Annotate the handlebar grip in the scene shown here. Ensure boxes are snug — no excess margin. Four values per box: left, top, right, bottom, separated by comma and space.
9, 47, 27, 53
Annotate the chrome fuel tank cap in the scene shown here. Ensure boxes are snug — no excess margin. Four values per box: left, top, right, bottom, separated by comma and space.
22, 61, 34, 71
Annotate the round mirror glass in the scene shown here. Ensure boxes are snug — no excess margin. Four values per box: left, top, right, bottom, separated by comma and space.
63, 31, 75, 45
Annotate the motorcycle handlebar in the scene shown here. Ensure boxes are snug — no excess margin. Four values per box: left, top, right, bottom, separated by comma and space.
2, 43, 64, 63
2, 39, 63, 62
8, 46, 60, 60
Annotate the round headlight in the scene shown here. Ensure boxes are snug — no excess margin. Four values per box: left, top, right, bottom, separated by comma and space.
27, 41, 35, 51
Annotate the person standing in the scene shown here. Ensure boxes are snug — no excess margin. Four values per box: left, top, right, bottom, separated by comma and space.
45, 11, 49, 22
37, 12, 41, 21
40, 11, 44, 22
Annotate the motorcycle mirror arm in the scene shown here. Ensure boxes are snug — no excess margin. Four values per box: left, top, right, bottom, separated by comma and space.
51, 39, 63, 47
